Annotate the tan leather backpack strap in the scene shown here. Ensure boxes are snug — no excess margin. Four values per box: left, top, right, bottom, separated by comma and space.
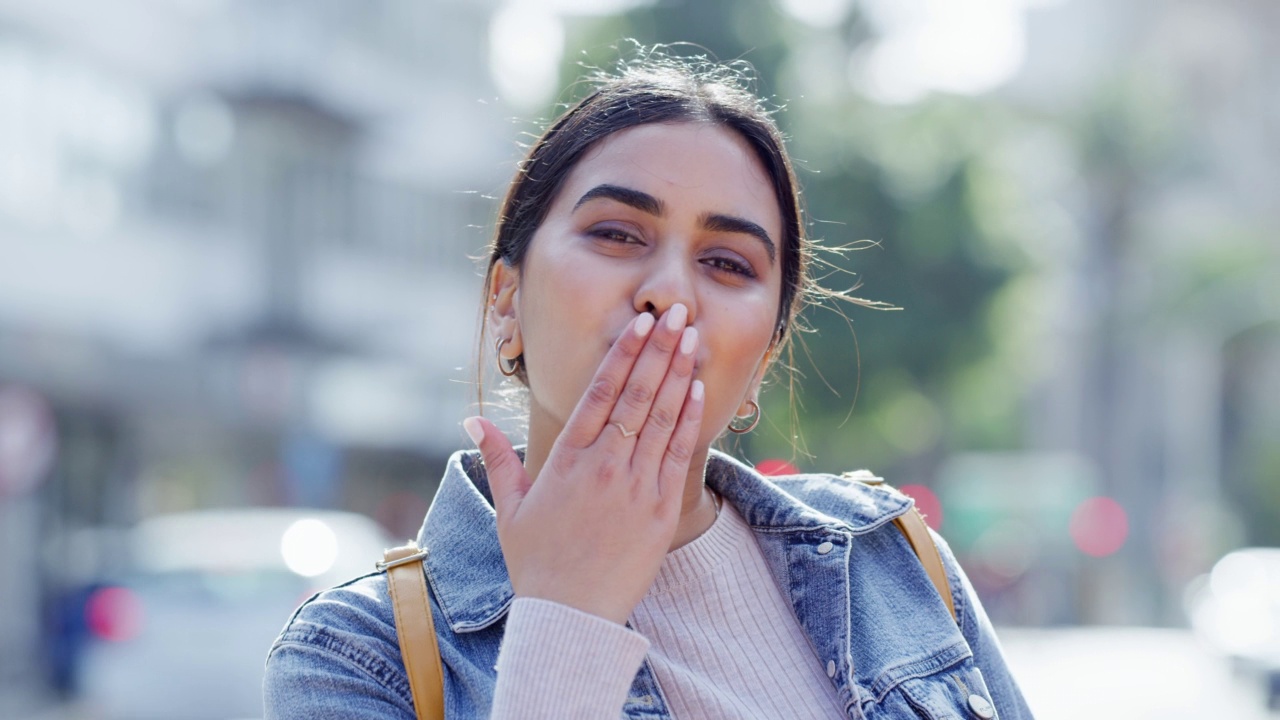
379, 544, 444, 720
892, 509, 957, 623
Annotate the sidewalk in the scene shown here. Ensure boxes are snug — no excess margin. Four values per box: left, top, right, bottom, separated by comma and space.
1001, 626, 1278, 719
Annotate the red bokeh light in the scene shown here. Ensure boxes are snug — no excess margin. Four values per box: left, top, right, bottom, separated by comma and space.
756, 458, 799, 476
86, 586, 144, 642
1069, 496, 1129, 557
899, 484, 943, 530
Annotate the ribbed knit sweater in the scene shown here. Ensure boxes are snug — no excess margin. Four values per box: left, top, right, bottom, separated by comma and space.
491, 502, 847, 719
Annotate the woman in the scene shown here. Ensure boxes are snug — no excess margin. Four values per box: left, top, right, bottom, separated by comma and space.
264, 53, 1034, 720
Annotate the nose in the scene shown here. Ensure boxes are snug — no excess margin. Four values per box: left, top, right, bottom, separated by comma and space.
634, 252, 696, 324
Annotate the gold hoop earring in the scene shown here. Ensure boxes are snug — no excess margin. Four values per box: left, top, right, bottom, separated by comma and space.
729, 399, 760, 434
495, 337, 519, 377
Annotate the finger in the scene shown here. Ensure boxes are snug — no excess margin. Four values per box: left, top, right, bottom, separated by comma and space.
463, 416, 529, 524
631, 324, 697, 475
557, 312, 656, 449
656, 379, 705, 513
606, 303, 688, 448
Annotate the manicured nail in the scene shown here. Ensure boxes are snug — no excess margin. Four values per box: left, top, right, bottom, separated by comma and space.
462, 417, 484, 445
634, 312, 655, 337
690, 380, 704, 401
665, 303, 688, 331
680, 326, 698, 355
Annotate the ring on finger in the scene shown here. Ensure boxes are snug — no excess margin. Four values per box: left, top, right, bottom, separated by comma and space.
611, 421, 638, 439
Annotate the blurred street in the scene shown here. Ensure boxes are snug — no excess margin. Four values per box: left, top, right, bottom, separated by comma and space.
2, 0, 1277, 716
1002, 627, 1279, 720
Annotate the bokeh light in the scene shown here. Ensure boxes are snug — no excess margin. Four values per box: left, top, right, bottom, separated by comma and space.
851, 0, 1046, 103
899, 483, 943, 530
756, 458, 799, 476
488, 3, 564, 111
85, 587, 144, 643
1068, 496, 1129, 558
280, 519, 339, 578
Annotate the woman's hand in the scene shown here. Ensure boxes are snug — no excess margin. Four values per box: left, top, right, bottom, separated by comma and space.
463, 304, 704, 625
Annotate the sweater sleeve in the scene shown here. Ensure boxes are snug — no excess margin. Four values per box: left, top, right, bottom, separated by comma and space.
492, 597, 651, 720
264, 585, 650, 720
932, 530, 1037, 720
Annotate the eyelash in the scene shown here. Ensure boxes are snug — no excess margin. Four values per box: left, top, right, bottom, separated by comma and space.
588, 228, 757, 279
705, 256, 756, 278
590, 228, 637, 244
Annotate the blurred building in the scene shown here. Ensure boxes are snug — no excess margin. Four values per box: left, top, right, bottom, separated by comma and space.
0, 0, 515, 710
995, 0, 1280, 623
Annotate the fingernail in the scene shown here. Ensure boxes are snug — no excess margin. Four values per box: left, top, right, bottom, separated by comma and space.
665, 303, 687, 331
691, 379, 704, 402
680, 326, 698, 355
462, 417, 484, 445
634, 312, 655, 337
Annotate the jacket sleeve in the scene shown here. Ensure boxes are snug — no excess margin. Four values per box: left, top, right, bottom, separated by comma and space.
263, 583, 418, 720
264, 625, 417, 720
933, 530, 1037, 720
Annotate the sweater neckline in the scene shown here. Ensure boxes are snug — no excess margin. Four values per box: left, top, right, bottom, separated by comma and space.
646, 499, 749, 597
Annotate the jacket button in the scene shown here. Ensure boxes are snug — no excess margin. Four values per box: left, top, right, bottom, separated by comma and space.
967, 694, 995, 719
826, 660, 836, 678
816, 541, 834, 555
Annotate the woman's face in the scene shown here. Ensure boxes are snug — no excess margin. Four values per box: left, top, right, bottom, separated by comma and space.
495, 121, 784, 448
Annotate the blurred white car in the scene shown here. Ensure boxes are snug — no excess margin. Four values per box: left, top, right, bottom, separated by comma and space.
77, 508, 396, 720
1186, 547, 1280, 710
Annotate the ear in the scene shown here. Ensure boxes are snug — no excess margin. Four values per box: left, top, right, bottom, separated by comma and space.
738, 337, 779, 416
489, 261, 523, 359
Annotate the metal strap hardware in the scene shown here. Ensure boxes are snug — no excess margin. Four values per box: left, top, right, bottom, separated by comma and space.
382, 543, 444, 720
376, 548, 429, 572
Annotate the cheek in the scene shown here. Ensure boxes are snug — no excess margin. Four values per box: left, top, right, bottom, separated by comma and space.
699, 302, 776, 411
518, 309, 593, 420
516, 254, 615, 414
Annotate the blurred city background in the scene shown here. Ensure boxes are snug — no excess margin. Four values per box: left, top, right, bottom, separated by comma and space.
1, 0, 1277, 718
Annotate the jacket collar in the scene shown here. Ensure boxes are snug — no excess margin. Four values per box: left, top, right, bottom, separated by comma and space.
417, 448, 910, 633
705, 450, 911, 534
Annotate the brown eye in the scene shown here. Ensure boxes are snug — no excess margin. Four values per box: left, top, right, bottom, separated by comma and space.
587, 225, 642, 245
704, 255, 756, 278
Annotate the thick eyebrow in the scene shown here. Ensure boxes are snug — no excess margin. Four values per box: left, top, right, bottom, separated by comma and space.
573, 182, 776, 265
573, 184, 665, 216
701, 212, 776, 265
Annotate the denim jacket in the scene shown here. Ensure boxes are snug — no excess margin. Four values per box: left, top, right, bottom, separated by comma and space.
264, 449, 1034, 720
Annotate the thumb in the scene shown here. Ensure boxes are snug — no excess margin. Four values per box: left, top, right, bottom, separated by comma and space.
462, 416, 529, 522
